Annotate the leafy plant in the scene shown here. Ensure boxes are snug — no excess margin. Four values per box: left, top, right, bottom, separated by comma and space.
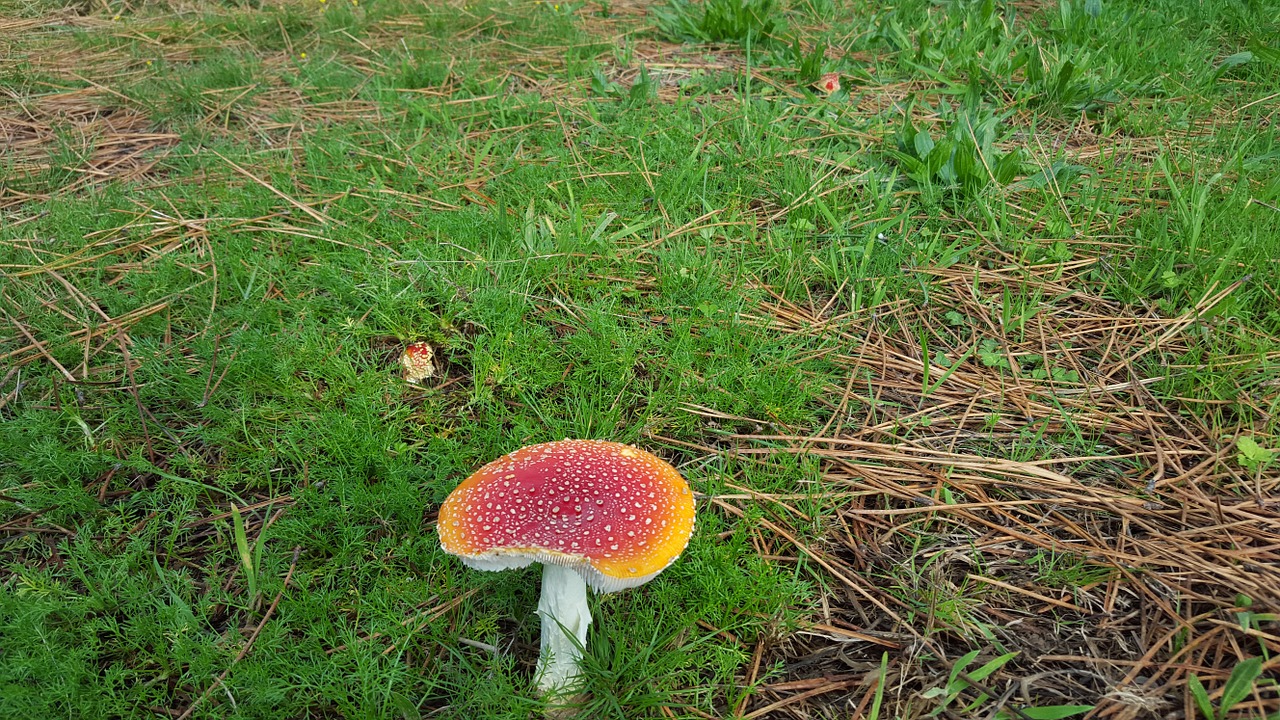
629, 64, 657, 103
872, 14, 912, 52
1233, 594, 1280, 647
653, 0, 778, 45
593, 65, 658, 102
1248, 38, 1280, 66
1017, 46, 1122, 114
922, 649, 1016, 716
1212, 51, 1254, 82
772, 36, 828, 84
1012, 161, 1088, 191
889, 102, 1021, 195
922, 649, 1092, 719
910, 0, 1017, 74
591, 69, 623, 97
1024, 354, 1080, 382
1188, 656, 1265, 720
1207, 35, 1280, 85
1043, 240, 1074, 263
1236, 436, 1276, 471
1053, 0, 1105, 45
978, 339, 1011, 369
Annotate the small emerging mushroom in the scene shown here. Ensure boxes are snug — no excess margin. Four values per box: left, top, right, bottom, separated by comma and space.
817, 72, 841, 95
437, 439, 696, 695
400, 342, 436, 384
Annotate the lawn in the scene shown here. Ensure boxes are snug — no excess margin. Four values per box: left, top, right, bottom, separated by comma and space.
2, 0, 1279, 717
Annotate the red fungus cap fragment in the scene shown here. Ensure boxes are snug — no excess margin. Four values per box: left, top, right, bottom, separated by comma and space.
817, 72, 841, 94
438, 440, 696, 593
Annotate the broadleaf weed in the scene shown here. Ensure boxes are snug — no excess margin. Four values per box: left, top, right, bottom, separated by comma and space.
654, 0, 778, 45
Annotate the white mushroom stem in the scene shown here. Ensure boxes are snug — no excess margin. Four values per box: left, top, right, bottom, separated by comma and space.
535, 563, 592, 694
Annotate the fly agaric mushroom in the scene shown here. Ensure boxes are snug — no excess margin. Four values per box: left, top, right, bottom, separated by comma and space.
817, 72, 841, 95
400, 342, 436, 384
437, 439, 695, 694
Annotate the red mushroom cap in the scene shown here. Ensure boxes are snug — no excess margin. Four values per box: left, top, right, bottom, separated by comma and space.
438, 440, 696, 592
401, 342, 436, 384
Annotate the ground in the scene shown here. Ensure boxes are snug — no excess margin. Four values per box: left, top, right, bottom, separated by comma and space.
1, 0, 1279, 718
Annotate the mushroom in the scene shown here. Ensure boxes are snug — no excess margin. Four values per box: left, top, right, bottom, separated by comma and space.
437, 439, 696, 694
816, 72, 841, 95
400, 342, 436, 384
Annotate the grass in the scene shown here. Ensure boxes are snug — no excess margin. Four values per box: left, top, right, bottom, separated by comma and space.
2, 0, 1279, 718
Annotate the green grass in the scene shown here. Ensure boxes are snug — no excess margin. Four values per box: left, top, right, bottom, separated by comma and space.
3, 0, 1279, 717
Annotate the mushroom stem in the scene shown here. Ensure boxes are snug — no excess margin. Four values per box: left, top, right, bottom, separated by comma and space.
535, 563, 592, 694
